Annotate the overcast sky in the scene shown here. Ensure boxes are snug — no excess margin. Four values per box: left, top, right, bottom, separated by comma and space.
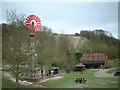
1, 2, 118, 38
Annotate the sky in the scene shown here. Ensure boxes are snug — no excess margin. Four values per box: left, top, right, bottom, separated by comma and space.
1, 1, 118, 38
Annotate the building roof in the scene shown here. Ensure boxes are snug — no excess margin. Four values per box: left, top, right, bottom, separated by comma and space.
76, 63, 85, 67
81, 53, 107, 61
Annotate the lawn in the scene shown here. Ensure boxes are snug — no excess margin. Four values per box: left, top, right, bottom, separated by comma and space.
2, 71, 39, 88
40, 69, 119, 88
107, 68, 120, 73
1, 69, 119, 88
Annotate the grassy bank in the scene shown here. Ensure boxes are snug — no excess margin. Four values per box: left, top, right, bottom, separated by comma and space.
105, 60, 120, 68
2, 69, 119, 88
2, 71, 39, 88
40, 69, 118, 88
107, 68, 120, 73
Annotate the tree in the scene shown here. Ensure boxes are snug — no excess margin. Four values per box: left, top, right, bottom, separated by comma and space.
35, 26, 55, 75
55, 34, 76, 70
75, 52, 83, 63
2, 10, 31, 85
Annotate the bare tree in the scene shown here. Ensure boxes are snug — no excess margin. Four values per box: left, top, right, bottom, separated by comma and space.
36, 26, 55, 76
2, 10, 30, 86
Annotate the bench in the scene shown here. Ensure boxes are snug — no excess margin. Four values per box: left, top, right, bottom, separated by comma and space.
75, 78, 87, 84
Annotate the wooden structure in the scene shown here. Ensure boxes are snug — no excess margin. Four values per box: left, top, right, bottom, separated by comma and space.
81, 53, 107, 68
75, 63, 85, 72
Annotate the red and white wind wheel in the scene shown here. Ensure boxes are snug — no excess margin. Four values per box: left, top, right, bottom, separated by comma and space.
25, 15, 41, 32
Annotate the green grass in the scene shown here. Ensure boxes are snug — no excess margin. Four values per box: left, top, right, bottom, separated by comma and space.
2, 71, 39, 88
107, 68, 120, 73
2, 69, 119, 88
0, 70, 2, 89
40, 69, 119, 88
2, 75, 41, 88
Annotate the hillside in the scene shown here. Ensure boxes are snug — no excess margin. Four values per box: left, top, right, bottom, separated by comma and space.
74, 29, 119, 60
54, 29, 119, 60
2, 23, 119, 70
54, 34, 88, 52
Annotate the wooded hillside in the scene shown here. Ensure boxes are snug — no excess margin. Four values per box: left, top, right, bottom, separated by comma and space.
75, 30, 119, 60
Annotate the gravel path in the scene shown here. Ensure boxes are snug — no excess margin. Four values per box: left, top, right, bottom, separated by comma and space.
94, 69, 114, 77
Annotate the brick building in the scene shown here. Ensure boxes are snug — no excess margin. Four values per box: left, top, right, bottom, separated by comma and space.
80, 53, 108, 68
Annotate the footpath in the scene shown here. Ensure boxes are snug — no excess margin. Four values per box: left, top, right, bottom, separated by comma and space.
94, 68, 114, 77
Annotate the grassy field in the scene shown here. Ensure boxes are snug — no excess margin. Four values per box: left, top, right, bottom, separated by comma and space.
2, 75, 38, 88
2, 69, 119, 88
40, 69, 119, 88
107, 68, 120, 73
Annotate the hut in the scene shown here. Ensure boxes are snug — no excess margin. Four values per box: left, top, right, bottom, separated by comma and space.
75, 63, 85, 72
